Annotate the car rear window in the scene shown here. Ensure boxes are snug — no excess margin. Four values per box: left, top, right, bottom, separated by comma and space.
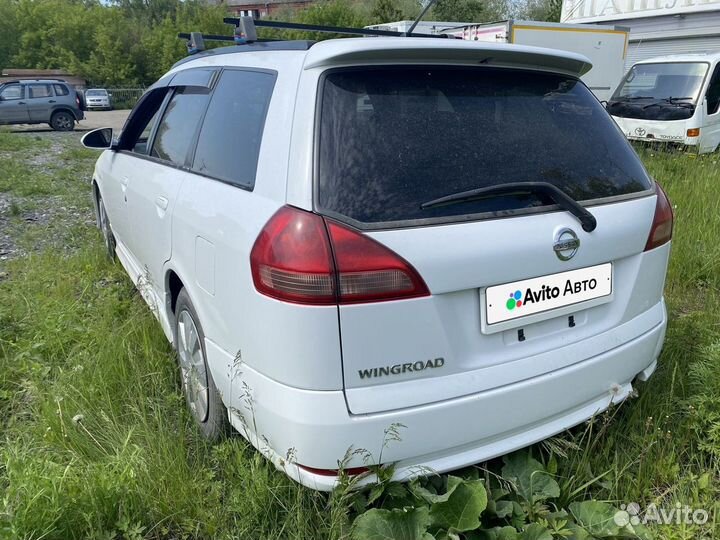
317, 67, 653, 227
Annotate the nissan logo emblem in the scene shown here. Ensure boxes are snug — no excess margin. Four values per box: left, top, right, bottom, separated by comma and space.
553, 228, 580, 261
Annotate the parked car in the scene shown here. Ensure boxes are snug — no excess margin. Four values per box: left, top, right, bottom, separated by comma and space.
0, 79, 84, 131
82, 36, 672, 491
85, 88, 112, 111
607, 51, 720, 153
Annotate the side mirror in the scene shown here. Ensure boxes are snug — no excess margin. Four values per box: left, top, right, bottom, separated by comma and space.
81, 127, 115, 150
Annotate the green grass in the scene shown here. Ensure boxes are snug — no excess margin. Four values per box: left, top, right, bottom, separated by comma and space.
1, 133, 719, 539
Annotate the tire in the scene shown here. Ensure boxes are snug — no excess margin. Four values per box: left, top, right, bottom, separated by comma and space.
97, 193, 116, 260
50, 111, 74, 131
174, 289, 229, 441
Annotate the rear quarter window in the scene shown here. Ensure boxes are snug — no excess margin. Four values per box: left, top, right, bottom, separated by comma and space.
192, 69, 276, 189
316, 66, 653, 227
53, 84, 69, 96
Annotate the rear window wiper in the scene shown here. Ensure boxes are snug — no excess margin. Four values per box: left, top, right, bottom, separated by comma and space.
420, 181, 598, 232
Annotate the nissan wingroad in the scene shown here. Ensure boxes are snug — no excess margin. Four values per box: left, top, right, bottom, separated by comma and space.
82, 35, 673, 491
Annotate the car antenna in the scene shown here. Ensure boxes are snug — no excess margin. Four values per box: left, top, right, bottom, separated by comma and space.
406, 0, 440, 35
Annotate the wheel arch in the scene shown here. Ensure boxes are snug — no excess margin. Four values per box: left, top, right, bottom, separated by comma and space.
91, 179, 101, 228
167, 269, 184, 319
50, 106, 79, 122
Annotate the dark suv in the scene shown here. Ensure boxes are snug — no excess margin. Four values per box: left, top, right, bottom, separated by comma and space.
0, 79, 85, 131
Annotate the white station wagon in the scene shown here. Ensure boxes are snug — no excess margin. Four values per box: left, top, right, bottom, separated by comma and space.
82, 33, 673, 490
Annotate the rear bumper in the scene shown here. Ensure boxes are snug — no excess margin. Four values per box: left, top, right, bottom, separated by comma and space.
218, 299, 666, 491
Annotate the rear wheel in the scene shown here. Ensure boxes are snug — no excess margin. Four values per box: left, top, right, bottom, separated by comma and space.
50, 111, 74, 131
97, 194, 116, 260
174, 289, 229, 441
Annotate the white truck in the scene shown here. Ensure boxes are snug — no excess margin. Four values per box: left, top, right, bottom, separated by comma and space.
607, 52, 720, 153
367, 20, 630, 102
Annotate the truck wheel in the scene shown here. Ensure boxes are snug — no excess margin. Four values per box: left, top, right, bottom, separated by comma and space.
174, 289, 229, 441
50, 111, 74, 131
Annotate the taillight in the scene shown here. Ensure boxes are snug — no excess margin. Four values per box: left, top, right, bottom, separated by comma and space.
250, 206, 430, 305
326, 220, 429, 303
644, 182, 673, 251
250, 207, 336, 304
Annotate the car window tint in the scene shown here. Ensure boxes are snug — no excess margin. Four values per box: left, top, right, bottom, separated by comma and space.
53, 84, 69, 96
0, 84, 23, 100
318, 67, 653, 226
28, 84, 52, 99
151, 87, 210, 166
192, 70, 275, 188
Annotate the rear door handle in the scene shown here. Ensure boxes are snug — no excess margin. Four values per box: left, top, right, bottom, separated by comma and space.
49, 100, 56, 103
155, 196, 169, 210
17, 101, 25, 105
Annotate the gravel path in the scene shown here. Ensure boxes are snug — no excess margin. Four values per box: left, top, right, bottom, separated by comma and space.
0, 131, 99, 265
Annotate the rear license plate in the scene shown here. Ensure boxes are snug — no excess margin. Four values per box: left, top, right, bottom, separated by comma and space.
485, 263, 612, 325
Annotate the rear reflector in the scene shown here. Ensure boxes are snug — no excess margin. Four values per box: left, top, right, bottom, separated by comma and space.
644, 182, 673, 251
250, 206, 430, 305
297, 464, 370, 477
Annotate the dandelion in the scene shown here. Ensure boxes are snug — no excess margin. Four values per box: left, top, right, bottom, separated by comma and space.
72, 414, 84, 424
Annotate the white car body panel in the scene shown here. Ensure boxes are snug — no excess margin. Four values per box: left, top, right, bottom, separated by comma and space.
89, 37, 671, 491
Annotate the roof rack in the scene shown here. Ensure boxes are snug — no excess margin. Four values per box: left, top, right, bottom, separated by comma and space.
223, 16, 444, 38
178, 4, 451, 56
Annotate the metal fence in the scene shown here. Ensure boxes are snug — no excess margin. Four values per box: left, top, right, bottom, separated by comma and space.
106, 87, 145, 109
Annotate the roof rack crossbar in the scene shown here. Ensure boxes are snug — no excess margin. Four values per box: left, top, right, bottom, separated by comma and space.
223, 17, 444, 38
178, 32, 234, 43
178, 30, 278, 55
178, 13, 456, 57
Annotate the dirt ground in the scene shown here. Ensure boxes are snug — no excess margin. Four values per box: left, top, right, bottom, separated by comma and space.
0, 131, 99, 264
9, 109, 131, 134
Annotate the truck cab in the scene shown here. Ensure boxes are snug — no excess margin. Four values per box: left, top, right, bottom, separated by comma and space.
607, 52, 720, 153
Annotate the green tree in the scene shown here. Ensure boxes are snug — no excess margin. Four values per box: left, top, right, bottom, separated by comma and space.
371, 0, 404, 24
513, 0, 562, 21
432, 0, 487, 22
0, 0, 20, 72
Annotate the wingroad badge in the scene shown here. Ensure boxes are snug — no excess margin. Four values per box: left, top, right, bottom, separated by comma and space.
358, 358, 445, 380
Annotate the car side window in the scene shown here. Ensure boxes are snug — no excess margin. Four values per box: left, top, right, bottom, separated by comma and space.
53, 84, 69, 97
706, 65, 720, 115
0, 84, 23, 100
192, 69, 276, 189
28, 84, 52, 99
133, 109, 161, 154
151, 87, 210, 166
115, 88, 169, 155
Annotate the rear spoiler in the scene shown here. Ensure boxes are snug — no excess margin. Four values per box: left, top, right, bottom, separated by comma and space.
302, 39, 593, 78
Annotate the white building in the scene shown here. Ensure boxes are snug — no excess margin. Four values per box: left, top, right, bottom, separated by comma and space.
561, 0, 720, 69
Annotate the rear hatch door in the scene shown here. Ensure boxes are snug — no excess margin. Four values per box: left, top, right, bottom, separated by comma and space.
315, 66, 656, 414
